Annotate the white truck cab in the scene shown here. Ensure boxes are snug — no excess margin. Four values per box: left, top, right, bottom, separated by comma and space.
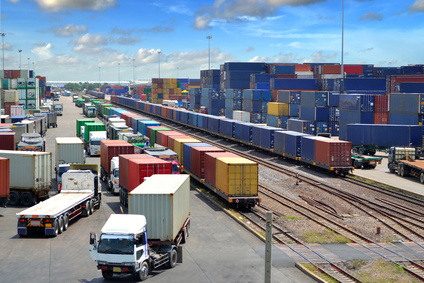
108, 157, 120, 194
89, 214, 151, 281
88, 131, 107, 156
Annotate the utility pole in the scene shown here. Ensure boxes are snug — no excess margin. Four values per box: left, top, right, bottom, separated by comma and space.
265, 212, 272, 283
18, 49, 22, 70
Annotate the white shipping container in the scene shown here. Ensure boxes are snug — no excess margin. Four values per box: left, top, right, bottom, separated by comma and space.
0, 150, 52, 192
321, 74, 342, 79
129, 174, 190, 242
10, 79, 17, 89
4, 90, 19, 103
55, 137, 85, 168
27, 89, 36, 99
27, 78, 38, 88
10, 105, 24, 116
17, 78, 26, 88
18, 89, 26, 99
20, 70, 29, 79
233, 110, 250, 123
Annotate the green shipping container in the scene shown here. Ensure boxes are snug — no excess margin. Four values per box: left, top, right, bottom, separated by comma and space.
104, 106, 113, 117
101, 104, 113, 117
151, 128, 172, 146
84, 122, 106, 143
76, 119, 95, 137
143, 88, 152, 94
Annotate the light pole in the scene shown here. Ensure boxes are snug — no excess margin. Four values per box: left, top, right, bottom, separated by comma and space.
206, 35, 212, 71
18, 50, 22, 70
341, 0, 344, 92
1, 33, 5, 71
132, 58, 135, 82
158, 50, 161, 79
177, 67, 179, 79
27, 58, 30, 70
32, 62, 34, 73
118, 63, 121, 85
98, 67, 101, 90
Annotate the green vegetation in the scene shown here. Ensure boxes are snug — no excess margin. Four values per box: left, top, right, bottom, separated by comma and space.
64, 82, 106, 92
302, 228, 350, 243
282, 215, 302, 220
354, 259, 419, 283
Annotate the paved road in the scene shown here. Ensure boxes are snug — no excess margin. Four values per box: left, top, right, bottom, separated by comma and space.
0, 96, 315, 283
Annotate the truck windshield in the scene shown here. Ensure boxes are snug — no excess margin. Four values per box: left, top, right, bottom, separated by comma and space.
114, 168, 119, 178
21, 136, 42, 144
172, 163, 179, 174
98, 235, 134, 255
91, 140, 101, 146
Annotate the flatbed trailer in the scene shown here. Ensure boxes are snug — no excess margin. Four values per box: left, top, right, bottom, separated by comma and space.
394, 159, 424, 183
16, 170, 101, 237
300, 158, 353, 176
351, 154, 382, 169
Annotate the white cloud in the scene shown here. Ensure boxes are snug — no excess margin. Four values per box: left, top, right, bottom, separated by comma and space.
35, 0, 116, 12
409, 0, 424, 12
360, 12, 383, 21
31, 43, 53, 58
72, 33, 108, 47
52, 24, 87, 37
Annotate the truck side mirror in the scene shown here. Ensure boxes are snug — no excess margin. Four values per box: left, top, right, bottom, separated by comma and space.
89, 232, 97, 246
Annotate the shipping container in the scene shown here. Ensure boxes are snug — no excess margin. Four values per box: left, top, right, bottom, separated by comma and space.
182, 143, 212, 171
215, 157, 258, 197
284, 131, 308, 158
0, 132, 16, 150
157, 131, 186, 148
315, 139, 351, 167
173, 138, 201, 163
204, 152, 240, 187
191, 146, 225, 179
76, 119, 95, 138
268, 102, 289, 116
55, 137, 85, 168
287, 119, 316, 135
128, 174, 190, 242
0, 157, 10, 203
300, 136, 327, 162
100, 140, 134, 175
137, 120, 161, 137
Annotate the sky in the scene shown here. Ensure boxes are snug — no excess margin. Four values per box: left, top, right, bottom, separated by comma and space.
0, 0, 423, 83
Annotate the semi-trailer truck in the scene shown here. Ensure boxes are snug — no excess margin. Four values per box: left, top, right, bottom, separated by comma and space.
100, 140, 134, 183
17, 133, 45, 151
388, 147, 424, 183
108, 157, 120, 194
0, 150, 52, 206
0, 157, 10, 207
87, 131, 107, 156
89, 174, 190, 281
17, 165, 101, 237
55, 137, 85, 190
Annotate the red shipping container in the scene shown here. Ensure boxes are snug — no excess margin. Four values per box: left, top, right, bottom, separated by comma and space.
0, 132, 16, 150
321, 65, 341, 74
374, 95, 389, 112
127, 158, 172, 192
146, 126, 167, 139
374, 112, 389, 124
315, 139, 351, 167
3, 102, 19, 116
100, 140, 134, 174
191, 146, 225, 179
344, 65, 363, 75
295, 64, 311, 72
0, 157, 10, 199
390, 76, 424, 93
204, 152, 240, 187
4, 70, 12, 79
12, 70, 20, 78
157, 131, 185, 147
121, 113, 142, 128
119, 154, 154, 192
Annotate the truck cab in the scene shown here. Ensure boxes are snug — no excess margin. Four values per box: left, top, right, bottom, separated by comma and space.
88, 131, 107, 156
108, 157, 120, 194
17, 133, 44, 151
144, 147, 182, 174
54, 103, 63, 116
56, 164, 70, 192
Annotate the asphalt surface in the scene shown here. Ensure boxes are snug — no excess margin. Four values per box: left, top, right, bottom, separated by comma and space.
0, 95, 315, 283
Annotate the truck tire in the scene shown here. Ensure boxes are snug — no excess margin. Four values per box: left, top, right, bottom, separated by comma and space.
389, 168, 395, 173
358, 148, 365, 155
353, 160, 361, 169
420, 172, 424, 184
168, 249, 177, 268
63, 214, 69, 231
102, 270, 113, 280
138, 261, 149, 281
20, 193, 34, 207
58, 216, 64, 234
8, 192, 19, 206
400, 165, 405, 177
89, 200, 94, 214
53, 220, 59, 237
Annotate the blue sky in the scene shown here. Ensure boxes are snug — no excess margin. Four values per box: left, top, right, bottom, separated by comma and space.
0, 0, 423, 82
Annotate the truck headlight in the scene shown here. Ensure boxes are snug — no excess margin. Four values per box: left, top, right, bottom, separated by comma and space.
97, 261, 107, 265
123, 262, 136, 266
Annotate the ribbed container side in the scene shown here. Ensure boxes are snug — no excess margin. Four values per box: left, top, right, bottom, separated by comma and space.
300, 136, 326, 162
287, 119, 315, 135
76, 119, 95, 137
0, 132, 16, 150
55, 137, 84, 167
121, 113, 141, 128
131, 117, 150, 134
315, 139, 351, 167
300, 91, 328, 107
157, 131, 184, 147
252, 125, 265, 147
328, 122, 340, 136
191, 146, 224, 178
150, 128, 171, 146
389, 93, 420, 114
327, 92, 339, 107
129, 175, 190, 242
0, 157, 10, 197
173, 139, 201, 164
389, 113, 419, 125
127, 158, 172, 192
260, 126, 280, 149
300, 106, 329, 122
0, 150, 52, 191
167, 135, 189, 152
204, 152, 239, 187
100, 140, 134, 173
215, 157, 258, 197
183, 143, 212, 171
276, 90, 301, 104
285, 131, 308, 158
119, 154, 153, 191
268, 102, 289, 116
138, 121, 161, 137
374, 95, 389, 112
83, 123, 106, 143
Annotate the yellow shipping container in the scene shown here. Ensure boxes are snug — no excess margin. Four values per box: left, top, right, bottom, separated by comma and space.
163, 88, 169, 94
215, 157, 258, 197
267, 102, 289, 116
173, 138, 200, 164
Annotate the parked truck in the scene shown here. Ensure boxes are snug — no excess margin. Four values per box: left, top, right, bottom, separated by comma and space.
351, 154, 382, 169
87, 131, 107, 156
17, 133, 45, 151
54, 103, 63, 116
107, 157, 120, 194
0, 150, 52, 206
89, 174, 190, 281
0, 157, 10, 207
100, 140, 134, 183
143, 146, 182, 174
55, 137, 85, 190
17, 165, 101, 237
82, 122, 106, 151
388, 147, 424, 183
47, 112, 57, 128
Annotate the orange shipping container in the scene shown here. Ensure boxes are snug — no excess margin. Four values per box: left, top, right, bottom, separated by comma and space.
167, 135, 190, 152
321, 65, 341, 74
173, 138, 201, 163
295, 64, 311, 72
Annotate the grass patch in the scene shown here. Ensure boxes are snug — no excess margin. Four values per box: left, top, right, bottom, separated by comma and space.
282, 215, 302, 220
302, 228, 350, 244
302, 263, 339, 283
352, 259, 420, 283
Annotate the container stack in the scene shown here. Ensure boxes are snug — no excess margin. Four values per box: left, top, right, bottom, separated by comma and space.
224, 89, 242, 119
267, 90, 300, 128
299, 91, 330, 135
2, 90, 19, 116
151, 78, 181, 104
242, 89, 270, 123
250, 73, 275, 90
201, 69, 220, 90
220, 62, 267, 91
270, 78, 319, 101
189, 88, 201, 111
390, 76, 424, 93
207, 89, 225, 116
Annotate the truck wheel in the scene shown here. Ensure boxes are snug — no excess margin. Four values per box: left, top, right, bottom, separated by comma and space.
400, 165, 405, 177
102, 270, 113, 280
389, 167, 395, 173
63, 214, 69, 231
138, 261, 149, 281
168, 249, 178, 268
354, 160, 361, 169
58, 216, 64, 234
8, 192, 19, 206
89, 200, 94, 214
20, 193, 34, 207
53, 220, 59, 237
358, 148, 365, 155
420, 173, 424, 184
